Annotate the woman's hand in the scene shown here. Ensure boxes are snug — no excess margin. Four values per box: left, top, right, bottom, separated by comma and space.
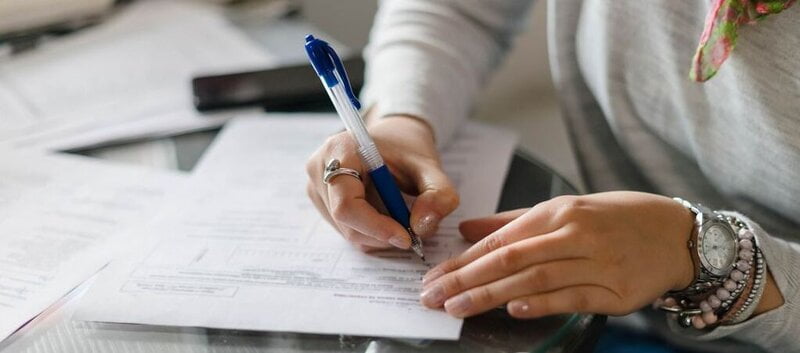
419, 191, 696, 318
306, 115, 459, 252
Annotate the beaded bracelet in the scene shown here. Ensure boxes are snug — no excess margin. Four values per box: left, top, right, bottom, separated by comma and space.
725, 246, 767, 325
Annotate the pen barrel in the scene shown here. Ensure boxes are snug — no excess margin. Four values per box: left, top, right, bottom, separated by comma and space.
358, 145, 383, 172
325, 84, 386, 170
368, 166, 412, 229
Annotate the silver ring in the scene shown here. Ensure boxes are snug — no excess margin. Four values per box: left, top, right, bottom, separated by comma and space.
323, 159, 362, 185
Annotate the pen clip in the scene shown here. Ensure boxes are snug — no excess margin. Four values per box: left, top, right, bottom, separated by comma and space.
304, 34, 361, 110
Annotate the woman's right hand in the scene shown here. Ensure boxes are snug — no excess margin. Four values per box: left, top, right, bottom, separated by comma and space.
306, 115, 460, 252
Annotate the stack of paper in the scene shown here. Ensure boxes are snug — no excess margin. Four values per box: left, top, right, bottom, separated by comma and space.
0, 150, 185, 342
0, 0, 275, 151
0, 0, 521, 344
75, 115, 517, 340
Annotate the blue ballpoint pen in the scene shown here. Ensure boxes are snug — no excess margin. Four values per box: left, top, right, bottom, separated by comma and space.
305, 34, 425, 260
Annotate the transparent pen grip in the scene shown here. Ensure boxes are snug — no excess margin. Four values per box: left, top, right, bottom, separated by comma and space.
325, 83, 384, 171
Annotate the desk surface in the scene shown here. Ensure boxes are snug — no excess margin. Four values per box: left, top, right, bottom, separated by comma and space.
0, 130, 605, 353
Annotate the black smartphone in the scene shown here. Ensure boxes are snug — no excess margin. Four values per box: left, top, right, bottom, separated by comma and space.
191, 56, 364, 112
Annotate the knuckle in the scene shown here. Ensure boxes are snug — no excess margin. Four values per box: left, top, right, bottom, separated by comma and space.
551, 195, 587, 222
472, 286, 494, 306
438, 187, 461, 210
322, 133, 342, 148
444, 272, 466, 294
525, 268, 551, 290
434, 258, 460, 275
481, 234, 506, 254
323, 132, 353, 152
552, 195, 583, 207
306, 182, 317, 199
305, 154, 319, 177
330, 200, 354, 223
496, 246, 521, 271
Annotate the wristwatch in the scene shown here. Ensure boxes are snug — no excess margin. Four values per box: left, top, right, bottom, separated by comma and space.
673, 198, 740, 296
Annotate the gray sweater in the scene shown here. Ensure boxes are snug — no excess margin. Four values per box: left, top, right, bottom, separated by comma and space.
360, 1, 800, 352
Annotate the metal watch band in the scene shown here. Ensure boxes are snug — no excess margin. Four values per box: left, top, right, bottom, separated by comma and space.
672, 198, 732, 297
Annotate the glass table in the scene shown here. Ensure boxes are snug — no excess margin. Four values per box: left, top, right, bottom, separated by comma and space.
1, 130, 605, 353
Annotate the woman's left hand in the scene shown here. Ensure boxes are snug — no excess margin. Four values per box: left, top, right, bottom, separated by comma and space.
420, 191, 697, 318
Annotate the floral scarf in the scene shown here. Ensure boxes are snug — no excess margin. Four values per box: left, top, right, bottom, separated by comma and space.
690, 0, 796, 82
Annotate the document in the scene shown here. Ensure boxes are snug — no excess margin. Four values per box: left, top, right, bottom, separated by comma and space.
0, 0, 274, 151
76, 115, 517, 340
0, 150, 185, 342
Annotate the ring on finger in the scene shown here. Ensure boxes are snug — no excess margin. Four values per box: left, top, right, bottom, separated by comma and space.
323, 158, 362, 185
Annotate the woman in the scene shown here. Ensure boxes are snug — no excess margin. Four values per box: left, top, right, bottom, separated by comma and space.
305, 1, 799, 351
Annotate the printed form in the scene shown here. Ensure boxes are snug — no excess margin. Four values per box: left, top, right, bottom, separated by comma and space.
0, 151, 184, 342
76, 115, 516, 340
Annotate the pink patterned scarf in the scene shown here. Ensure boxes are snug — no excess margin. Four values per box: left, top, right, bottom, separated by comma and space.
690, 0, 796, 82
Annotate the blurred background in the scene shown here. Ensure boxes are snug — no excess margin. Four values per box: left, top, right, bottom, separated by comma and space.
0, 0, 579, 189
304, 0, 580, 189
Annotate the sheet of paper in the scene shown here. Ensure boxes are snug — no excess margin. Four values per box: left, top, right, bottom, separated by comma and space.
0, 0, 275, 151
0, 150, 185, 342
76, 115, 517, 340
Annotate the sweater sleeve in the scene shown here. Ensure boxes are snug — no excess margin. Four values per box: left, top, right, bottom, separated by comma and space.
360, 0, 535, 147
670, 212, 800, 353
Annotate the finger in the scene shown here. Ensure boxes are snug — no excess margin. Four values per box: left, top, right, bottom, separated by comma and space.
423, 206, 562, 284
309, 180, 376, 248
506, 285, 623, 319
311, 186, 386, 249
407, 161, 460, 238
459, 208, 529, 243
306, 146, 351, 232
326, 169, 411, 249
341, 227, 392, 249
307, 182, 337, 229
439, 259, 597, 317
354, 243, 390, 253
420, 230, 584, 306
308, 168, 393, 250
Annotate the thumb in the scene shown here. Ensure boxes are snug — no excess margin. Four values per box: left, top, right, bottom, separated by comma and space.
459, 208, 529, 243
408, 163, 460, 238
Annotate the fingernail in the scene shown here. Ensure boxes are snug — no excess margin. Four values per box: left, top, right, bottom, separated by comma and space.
415, 213, 440, 236
389, 235, 410, 249
422, 268, 445, 285
420, 285, 446, 307
444, 293, 472, 316
508, 301, 530, 316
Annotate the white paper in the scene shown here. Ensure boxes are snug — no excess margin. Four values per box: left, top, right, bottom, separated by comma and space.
0, 0, 274, 151
0, 150, 185, 342
76, 115, 517, 340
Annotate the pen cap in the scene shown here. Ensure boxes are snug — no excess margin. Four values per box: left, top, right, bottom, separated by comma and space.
305, 35, 383, 171
304, 35, 361, 109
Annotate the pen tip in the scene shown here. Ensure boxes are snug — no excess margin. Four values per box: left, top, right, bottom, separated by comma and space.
410, 244, 425, 261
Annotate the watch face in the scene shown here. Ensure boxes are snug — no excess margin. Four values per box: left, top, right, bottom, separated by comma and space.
701, 223, 737, 273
